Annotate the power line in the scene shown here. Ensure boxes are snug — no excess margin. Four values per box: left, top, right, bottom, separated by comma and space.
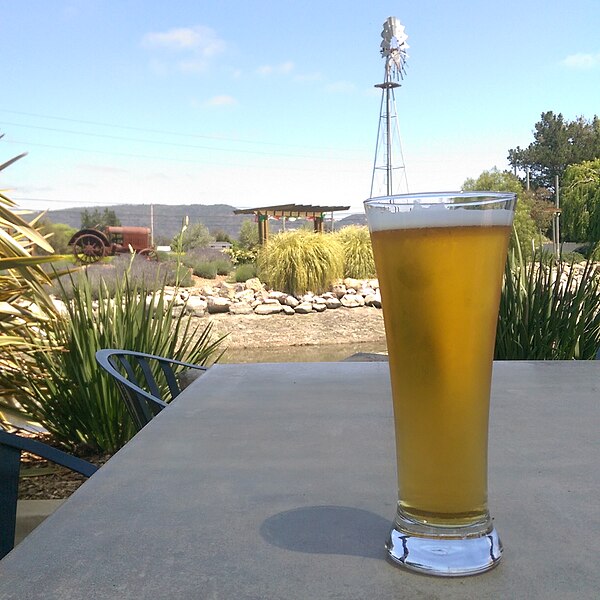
3, 138, 367, 172
0, 108, 359, 153
0, 120, 347, 160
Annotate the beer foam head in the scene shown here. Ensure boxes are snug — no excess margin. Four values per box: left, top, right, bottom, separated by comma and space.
364, 193, 516, 231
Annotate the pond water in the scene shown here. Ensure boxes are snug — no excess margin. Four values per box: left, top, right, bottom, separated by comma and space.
220, 341, 388, 364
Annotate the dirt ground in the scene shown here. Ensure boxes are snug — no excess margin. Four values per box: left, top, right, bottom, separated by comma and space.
189, 275, 386, 349
204, 306, 386, 349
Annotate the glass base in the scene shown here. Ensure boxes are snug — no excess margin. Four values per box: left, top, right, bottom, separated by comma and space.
386, 510, 502, 577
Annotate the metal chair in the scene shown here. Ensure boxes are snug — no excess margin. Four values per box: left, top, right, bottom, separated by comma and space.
95, 349, 208, 432
0, 428, 98, 560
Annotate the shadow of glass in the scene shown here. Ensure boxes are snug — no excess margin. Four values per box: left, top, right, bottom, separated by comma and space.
260, 505, 391, 560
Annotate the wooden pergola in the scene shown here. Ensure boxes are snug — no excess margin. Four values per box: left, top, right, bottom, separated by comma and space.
233, 203, 350, 244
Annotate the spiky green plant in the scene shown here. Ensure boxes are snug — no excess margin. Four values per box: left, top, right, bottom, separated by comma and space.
334, 225, 376, 279
257, 230, 344, 296
2, 265, 225, 453
495, 249, 600, 360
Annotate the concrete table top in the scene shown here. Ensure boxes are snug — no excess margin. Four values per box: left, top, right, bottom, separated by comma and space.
0, 361, 599, 599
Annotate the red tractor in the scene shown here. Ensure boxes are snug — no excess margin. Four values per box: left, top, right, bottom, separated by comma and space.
68, 226, 156, 264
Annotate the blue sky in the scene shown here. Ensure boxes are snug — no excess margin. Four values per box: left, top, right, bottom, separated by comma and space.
1, 0, 598, 217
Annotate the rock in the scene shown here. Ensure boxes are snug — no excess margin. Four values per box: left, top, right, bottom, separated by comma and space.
235, 288, 255, 302
343, 278, 361, 291
312, 303, 327, 313
245, 277, 264, 292
263, 298, 281, 305
364, 291, 382, 308
301, 293, 315, 303
268, 291, 287, 302
185, 297, 208, 316
229, 302, 254, 315
368, 279, 379, 290
51, 298, 68, 315
284, 295, 300, 308
281, 305, 296, 315
294, 302, 313, 314
200, 285, 216, 296
217, 282, 238, 299
340, 294, 365, 308
207, 297, 231, 314
331, 283, 347, 298
254, 303, 284, 315
324, 297, 342, 309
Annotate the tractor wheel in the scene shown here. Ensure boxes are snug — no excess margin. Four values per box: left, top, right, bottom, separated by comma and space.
73, 234, 105, 264
138, 248, 158, 261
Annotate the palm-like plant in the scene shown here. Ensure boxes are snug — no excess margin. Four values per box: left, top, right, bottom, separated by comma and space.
0, 151, 60, 363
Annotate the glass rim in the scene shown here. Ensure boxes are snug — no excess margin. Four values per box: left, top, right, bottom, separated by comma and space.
364, 191, 516, 209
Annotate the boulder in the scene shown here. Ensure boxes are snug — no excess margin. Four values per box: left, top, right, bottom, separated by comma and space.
294, 302, 313, 314
207, 297, 231, 314
254, 303, 284, 315
284, 295, 300, 308
340, 294, 365, 308
312, 303, 327, 313
235, 288, 256, 302
343, 278, 361, 291
324, 297, 342, 309
331, 283, 347, 298
282, 305, 296, 315
245, 277, 264, 292
229, 302, 254, 315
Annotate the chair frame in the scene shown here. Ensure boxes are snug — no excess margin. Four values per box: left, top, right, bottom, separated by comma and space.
0, 429, 98, 560
95, 349, 207, 432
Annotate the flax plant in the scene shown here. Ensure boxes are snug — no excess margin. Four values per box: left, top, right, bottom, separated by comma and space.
257, 230, 344, 296
495, 247, 600, 360
6, 265, 225, 454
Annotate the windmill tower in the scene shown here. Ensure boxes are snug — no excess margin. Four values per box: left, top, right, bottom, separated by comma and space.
370, 16, 409, 197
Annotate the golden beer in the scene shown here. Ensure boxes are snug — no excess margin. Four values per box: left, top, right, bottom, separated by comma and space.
365, 192, 515, 576
371, 224, 510, 526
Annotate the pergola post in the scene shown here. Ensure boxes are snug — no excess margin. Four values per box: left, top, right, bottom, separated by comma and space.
257, 214, 269, 245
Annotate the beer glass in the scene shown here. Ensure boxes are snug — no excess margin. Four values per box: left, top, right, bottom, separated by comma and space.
364, 191, 516, 576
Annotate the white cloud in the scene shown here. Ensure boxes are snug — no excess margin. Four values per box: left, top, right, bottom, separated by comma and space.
256, 61, 294, 76
142, 26, 226, 56
204, 95, 238, 107
142, 26, 226, 73
560, 52, 600, 69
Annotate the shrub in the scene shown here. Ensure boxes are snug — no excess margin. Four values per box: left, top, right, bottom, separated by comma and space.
233, 263, 257, 282
50, 254, 192, 299
182, 248, 233, 278
4, 267, 226, 454
226, 246, 258, 265
495, 250, 600, 360
191, 261, 217, 279
257, 230, 343, 296
335, 225, 376, 279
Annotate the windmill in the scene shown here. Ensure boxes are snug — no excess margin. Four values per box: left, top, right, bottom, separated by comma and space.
370, 16, 409, 197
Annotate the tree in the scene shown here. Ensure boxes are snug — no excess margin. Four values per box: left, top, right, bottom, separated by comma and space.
462, 168, 543, 255
238, 219, 259, 249
508, 111, 600, 191
560, 158, 600, 243
39, 220, 78, 254
171, 221, 213, 252
81, 208, 121, 229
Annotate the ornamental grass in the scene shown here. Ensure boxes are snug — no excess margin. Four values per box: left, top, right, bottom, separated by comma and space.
257, 230, 344, 296
334, 225, 376, 279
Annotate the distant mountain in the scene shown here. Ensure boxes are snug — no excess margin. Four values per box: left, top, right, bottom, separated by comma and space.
41, 204, 250, 243
41, 203, 366, 242
335, 213, 367, 228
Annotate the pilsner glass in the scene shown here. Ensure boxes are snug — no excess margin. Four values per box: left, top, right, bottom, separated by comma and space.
364, 191, 516, 577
